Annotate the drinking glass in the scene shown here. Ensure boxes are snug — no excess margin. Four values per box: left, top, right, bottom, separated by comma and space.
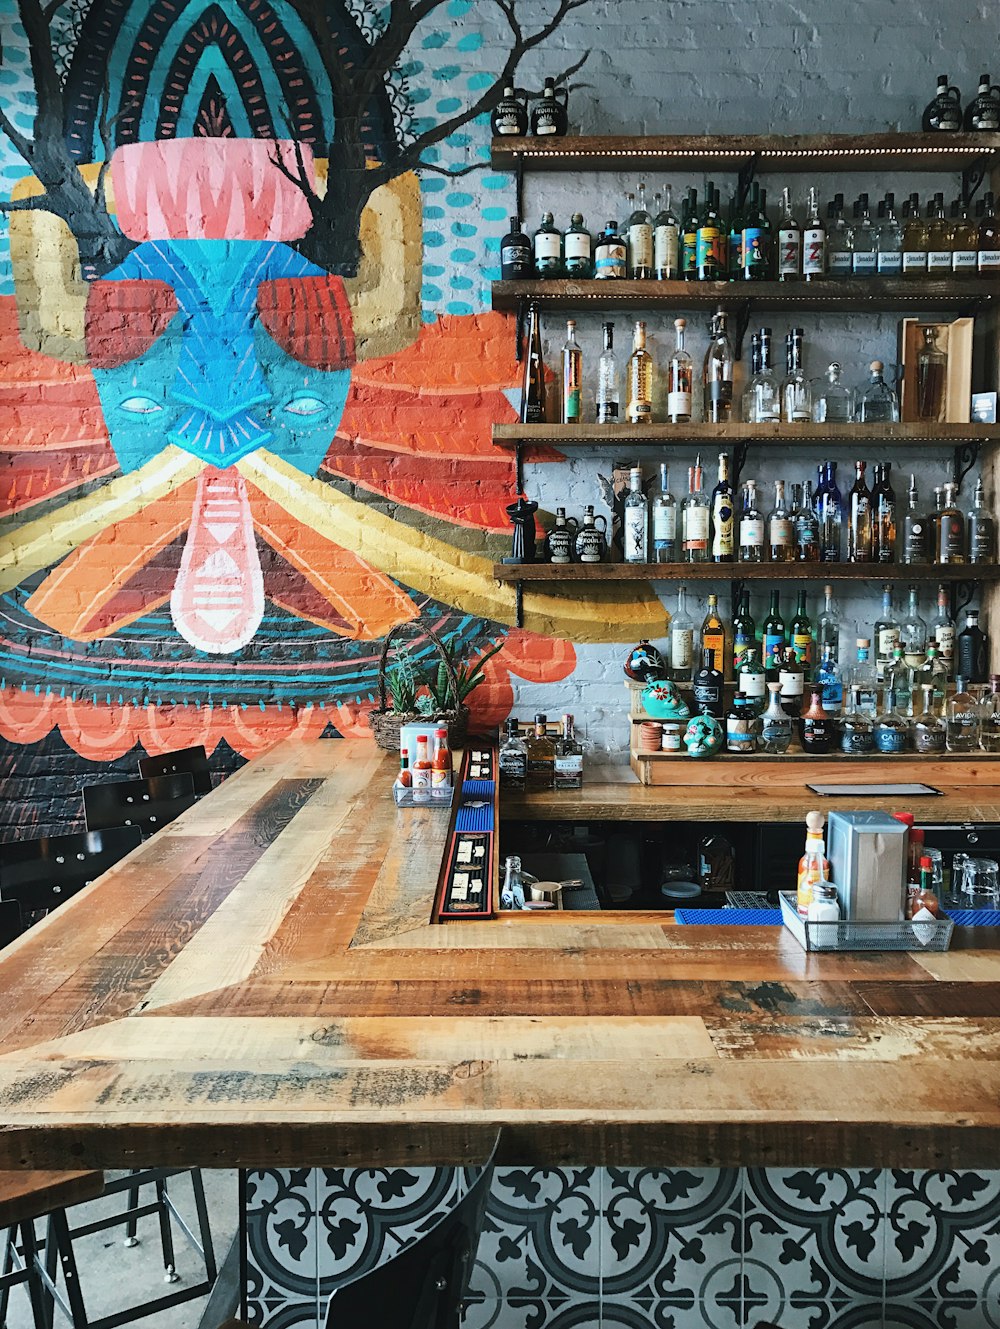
957, 856, 1000, 909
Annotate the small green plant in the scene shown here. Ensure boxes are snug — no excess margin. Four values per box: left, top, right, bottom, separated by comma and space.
386, 647, 418, 713
425, 637, 505, 711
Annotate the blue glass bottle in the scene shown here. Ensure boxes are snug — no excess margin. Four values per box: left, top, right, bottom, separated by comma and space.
813, 461, 844, 562
816, 643, 843, 715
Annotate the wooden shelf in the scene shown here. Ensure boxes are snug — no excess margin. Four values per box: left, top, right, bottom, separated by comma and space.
494, 422, 1000, 448
491, 132, 1000, 174
493, 561, 998, 582
633, 748, 1000, 760
492, 277, 999, 313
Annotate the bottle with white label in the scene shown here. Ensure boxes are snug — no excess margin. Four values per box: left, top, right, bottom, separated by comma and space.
777, 186, 801, 280
902, 194, 928, 278
626, 321, 653, 424
925, 193, 953, 275
932, 584, 955, 678
802, 186, 826, 281
626, 182, 654, 279
652, 462, 677, 563
533, 212, 562, 278
826, 196, 853, 278
874, 584, 901, 681
978, 191, 1000, 272
739, 480, 765, 562
554, 714, 584, 790
623, 466, 649, 563
876, 193, 903, 276
562, 213, 592, 278
851, 193, 877, 277
654, 186, 680, 280
666, 317, 693, 423
681, 458, 710, 563
669, 584, 695, 681
951, 197, 978, 275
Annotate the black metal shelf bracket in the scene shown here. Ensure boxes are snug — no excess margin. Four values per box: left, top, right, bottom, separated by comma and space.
736, 152, 759, 211
515, 152, 526, 224
732, 437, 752, 489
515, 441, 524, 493
732, 299, 753, 361
953, 440, 980, 489
950, 578, 979, 619
962, 155, 991, 206
515, 579, 524, 629
515, 296, 527, 362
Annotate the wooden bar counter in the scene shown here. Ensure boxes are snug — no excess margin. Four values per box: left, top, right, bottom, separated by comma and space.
1, 737, 1000, 1174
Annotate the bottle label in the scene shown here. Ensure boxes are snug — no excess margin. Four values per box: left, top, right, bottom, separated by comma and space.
696, 226, 723, 270
764, 632, 785, 668
733, 632, 754, 667
681, 230, 697, 274
739, 670, 766, 698
852, 252, 877, 275
741, 226, 765, 268
905, 521, 927, 561
624, 508, 648, 561
902, 250, 928, 272
499, 751, 527, 781
942, 517, 965, 559
594, 243, 627, 276
778, 228, 801, 275
596, 401, 619, 423
770, 516, 793, 547
877, 250, 903, 274
875, 726, 907, 753
795, 514, 818, 549
778, 668, 804, 697
841, 726, 873, 754
654, 224, 679, 273
546, 529, 573, 564
534, 233, 561, 260
802, 717, 832, 744
493, 109, 523, 134
709, 380, 733, 407
935, 625, 955, 660
683, 508, 709, 546
761, 717, 792, 744
653, 506, 677, 540
927, 250, 953, 271
953, 250, 977, 270
534, 110, 559, 135
564, 233, 591, 259
978, 250, 1000, 268
667, 388, 692, 417
793, 632, 813, 663
829, 251, 852, 274
563, 387, 581, 422
740, 517, 764, 548
973, 524, 995, 559
670, 627, 693, 670
802, 228, 826, 274
726, 720, 755, 753
693, 682, 722, 710
628, 223, 653, 269
501, 243, 531, 274
711, 498, 734, 555
820, 680, 843, 711
877, 628, 901, 660
554, 754, 583, 774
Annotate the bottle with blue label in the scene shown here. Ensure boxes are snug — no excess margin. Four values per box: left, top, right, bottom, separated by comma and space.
816, 644, 843, 715
594, 220, 627, 279
874, 688, 911, 752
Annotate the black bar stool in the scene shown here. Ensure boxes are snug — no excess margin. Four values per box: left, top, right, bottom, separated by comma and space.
83, 774, 197, 838
138, 745, 214, 797
0, 828, 142, 928
0, 899, 21, 947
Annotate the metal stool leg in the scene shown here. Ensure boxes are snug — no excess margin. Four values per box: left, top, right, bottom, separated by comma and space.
154, 1179, 179, 1283
189, 1171, 217, 1284
19, 1220, 54, 1329
0, 1225, 15, 1326
123, 1173, 140, 1248
47, 1210, 89, 1328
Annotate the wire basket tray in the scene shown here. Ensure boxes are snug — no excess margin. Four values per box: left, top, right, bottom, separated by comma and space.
779, 892, 954, 952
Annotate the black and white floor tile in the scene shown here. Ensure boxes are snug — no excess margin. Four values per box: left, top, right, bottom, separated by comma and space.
244, 1167, 1000, 1328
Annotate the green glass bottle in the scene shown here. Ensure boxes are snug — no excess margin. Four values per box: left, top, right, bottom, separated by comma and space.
732, 588, 757, 673
681, 187, 699, 281
762, 590, 786, 681
791, 590, 814, 672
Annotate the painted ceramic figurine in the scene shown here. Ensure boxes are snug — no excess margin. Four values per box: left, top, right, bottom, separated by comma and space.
624, 639, 666, 682
683, 709, 724, 757
641, 678, 690, 720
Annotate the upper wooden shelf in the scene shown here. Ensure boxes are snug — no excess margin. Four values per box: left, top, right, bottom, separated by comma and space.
492, 561, 1000, 582
491, 133, 1000, 173
492, 277, 999, 313
493, 422, 1000, 447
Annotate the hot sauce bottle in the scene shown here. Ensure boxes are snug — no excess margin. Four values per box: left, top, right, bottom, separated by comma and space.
797, 809, 831, 916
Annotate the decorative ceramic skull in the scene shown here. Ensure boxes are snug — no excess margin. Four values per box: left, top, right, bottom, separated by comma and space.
683, 711, 724, 757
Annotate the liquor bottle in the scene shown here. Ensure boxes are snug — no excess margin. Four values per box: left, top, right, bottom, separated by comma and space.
744, 326, 780, 423
884, 646, 914, 717
545, 508, 576, 564
776, 643, 808, 717
916, 325, 947, 422
850, 639, 878, 718
969, 476, 998, 564
777, 186, 801, 280
626, 182, 654, 279
957, 608, 989, 683
652, 462, 678, 563
737, 646, 767, 709
800, 684, 834, 754
702, 308, 735, 423
847, 460, 872, 562
696, 183, 724, 281
681, 457, 710, 563
855, 361, 899, 423
817, 584, 840, 663
692, 646, 724, 718
946, 677, 982, 752
738, 480, 765, 562
563, 213, 593, 278
492, 86, 528, 136
926, 192, 953, 275
841, 684, 876, 753
595, 321, 620, 424
903, 475, 930, 564
710, 451, 735, 563
654, 186, 680, 280
851, 193, 877, 278
922, 74, 964, 131
932, 585, 955, 678
727, 191, 743, 279
667, 317, 693, 423
901, 586, 929, 668
874, 688, 910, 753
951, 197, 978, 276
767, 480, 795, 562
913, 685, 947, 753
802, 185, 826, 281
626, 321, 653, 424
826, 195, 853, 279
525, 713, 556, 790
575, 505, 608, 563
978, 191, 1000, 273
762, 590, 786, 679
759, 682, 793, 754
874, 584, 901, 681
594, 220, 627, 278
681, 187, 699, 280
500, 216, 532, 279
965, 73, 1000, 129
792, 481, 820, 562
732, 587, 756, 671
916, 643, 949, 710
500, 854, 525, 910
902, 194, 929, 279
781, 328, 811, 423
871, 461, 897, 563
669, 584, 695, 681
937, 482, 966, 564
876, 193, 903, 276
931, 485, 945, 559
623, 466, 649, 563
554, 714, 584, 790
816, 644, 843, 715
790, 590, 814, 669
701, 592, 726, 676
531, 77, 567, 136
982, 674, 1000, 752
561, 319, 582, 424
741, 183, 770, 280
497, 722, 526, 781
812, 363, 853, 423
533, 212, 562, 277
726, 694, 758, 754
520, 303, 546, 424
814, 461, 844, 561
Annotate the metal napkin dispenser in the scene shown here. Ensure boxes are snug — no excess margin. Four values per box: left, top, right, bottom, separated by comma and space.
827, 811, 907, 921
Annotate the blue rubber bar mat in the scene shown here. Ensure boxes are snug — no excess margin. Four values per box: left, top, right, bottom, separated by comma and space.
462, 779, 495, 799
944, 909, 1000, 926
455, 801, 493, 833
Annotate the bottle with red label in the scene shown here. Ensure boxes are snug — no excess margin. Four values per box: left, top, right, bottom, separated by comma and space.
432, 728, 453, 790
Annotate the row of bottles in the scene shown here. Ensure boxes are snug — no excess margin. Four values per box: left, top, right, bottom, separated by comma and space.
502, 188, 1000, 283
498, 714, 584, 790
922, 73, 1000, 131
491, 80, 568, 137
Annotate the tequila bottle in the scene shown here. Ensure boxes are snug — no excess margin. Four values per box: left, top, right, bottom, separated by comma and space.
812, 362, 853, 423
667, 318, 693, 423
874, 584, 901, 681
498, 718, 528, 789
871, 461, 897, 563
681, 458, 710, 563
951, 197, 978, 276
767, 480, 795, 562
626, 182, 654, 279
916, 325, 947, 422
800, 685, 834, 753
781, 328, 811, 423
946, 677, 982, 752
884, 647, 914, 717
739, 480, 765, 562
850, 640, 878, 718
703, 309, 734, 423
669, 584, 696, 682
693, 646, 725, 718
561, 319, 582, 424
968, 477, 997, 564
554, 714, 584, 790
874, 688, 910, 752
981, 675, 1000, 752
855, 360, 899, 423
626, 320, 653, 424
966, 73, 1000, 130
916, 644, 948, 711
841, 684, 876, 753
932, 585, 955, 679
654, 186, 680, 280
710, 451, 735, 563
925, 191, 953, 274
520, 302, 546, 423
595, 321, 620, 424
978, 190, 1000, 273
814, 461, 844, 562
562, 212, 593, 278
957, 608, 989, 683
826, 195, 854, 278
817, 584, 840, 663
847, 460, 873, 562
525, 714, 556, 790
743, 326, 780, 423
903, 475, 930, 564
923, 73, 964, 131
876, 192, 903, 276
802, 185, 826, 280
816, 644, 843, 715
793, 481, 820, 562
901, 586, 929, 668
851, 192, 877, 277
913, 685, 947, 753
623, 466, 649, 563
652, 462, 677, 563
500, 215, 532, 279
937, 482, 966, 564
777, 186, 801, 280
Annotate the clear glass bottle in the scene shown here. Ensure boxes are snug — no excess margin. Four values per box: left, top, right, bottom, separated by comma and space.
913, 684, 947, 753
884, 646, 914, 717
793, 481, 820, 562
946, 676, 982, 752
901, 586, 929, 668
562, 212, 593, 278
623, 465, 649, 563
710, 451, 735, 563
499, 717, 528, 789
850, 640, 878, 718
874, 687, 910, 752
561, 319, 582, 424
626, 182, 654, 279
654, 186, 680, 280
595, 321, 620, 424
739, 479, 765, 562
841, 684, 876, 753
876, 192, 903, 276
968, 477, 997, 564
652, 462, 677, 563
847, 460, 873, 562
851, 193, 878, 278
816, 643, 844, 715
702, 308, 735, 423
814, 461, 844, 562
777, 186, 801, 280
802, 185, 826, 281
951, 196, 979, 277
981, 674, 1000, 752
533, 211, 562, 278
937, 482, 966, 565
916, 325, 947, 422
594, 219, 627, 279
871, 461, 897, 564
626, 320, 653, 424
701, 592, 727, 677
916, 643, 949, 711
812, 362, 854, 424
669, 584, 696, 682
978, 190, 1000, 273
667, 317, 693, 423
744, 326, 781, 423
767, 480, 795, 563
554, 714, 584, 790
781, 328, 811, 423
855, 360, 899, 423
737, 645, 767, 710
817, 584, 840, 663
903, 474, 930, 564
932, 585, 956, 679
826, 194, 854, 279
681, 457, 710, 563
726, 694, 759, 754
925, 191, 954, 274
902, 193, 929, 279
874, 584, 901, 681
759, 681, 793, 754
525, 713, 556, 790
500, 853, 526, 910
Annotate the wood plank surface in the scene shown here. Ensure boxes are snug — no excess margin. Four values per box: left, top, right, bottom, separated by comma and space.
1, 737, 999, 1172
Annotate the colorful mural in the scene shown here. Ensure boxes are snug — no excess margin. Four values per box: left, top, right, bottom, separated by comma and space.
0, 0, 659, 783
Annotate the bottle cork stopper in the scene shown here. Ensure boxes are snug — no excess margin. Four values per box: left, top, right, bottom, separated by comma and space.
805, 810, 825, 835
870, 359, 884, 372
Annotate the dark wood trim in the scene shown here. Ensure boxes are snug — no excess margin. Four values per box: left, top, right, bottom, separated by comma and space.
492, 561, 1000, 582
493, 422, 1000, 447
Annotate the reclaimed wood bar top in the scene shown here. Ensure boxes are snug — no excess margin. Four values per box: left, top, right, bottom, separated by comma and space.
2, 737, 1000, 1173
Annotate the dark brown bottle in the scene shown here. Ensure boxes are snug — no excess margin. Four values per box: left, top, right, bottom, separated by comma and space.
530, 78, 568, 136
520, 303, 546, 424
902, 475, 929, 564
871, 462, 897, 564
847, 461, 872, 562
692, 646, 724, 717
800, 684, 834, 753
